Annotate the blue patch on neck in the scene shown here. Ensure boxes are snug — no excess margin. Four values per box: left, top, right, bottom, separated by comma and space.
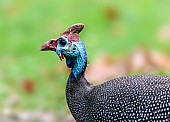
66, 41, 87, 78
66, 59, 73, 68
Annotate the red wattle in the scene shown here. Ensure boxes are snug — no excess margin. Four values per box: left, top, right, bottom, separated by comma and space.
59, 55, 63, 61
59, 55, 64, 61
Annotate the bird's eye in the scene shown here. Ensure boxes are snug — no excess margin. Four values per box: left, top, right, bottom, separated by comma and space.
59, 38, 67, 46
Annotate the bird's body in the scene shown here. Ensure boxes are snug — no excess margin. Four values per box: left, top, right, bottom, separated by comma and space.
41, 23, 170, 122
67, 74, 170, 121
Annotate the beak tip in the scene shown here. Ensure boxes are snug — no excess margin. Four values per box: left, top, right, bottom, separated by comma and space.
40, 45, 46, 51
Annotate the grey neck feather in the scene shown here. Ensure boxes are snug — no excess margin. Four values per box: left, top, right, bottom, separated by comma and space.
66, 73, 92, 121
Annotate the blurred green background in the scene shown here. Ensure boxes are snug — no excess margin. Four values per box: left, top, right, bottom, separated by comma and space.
0, 0, 170, 121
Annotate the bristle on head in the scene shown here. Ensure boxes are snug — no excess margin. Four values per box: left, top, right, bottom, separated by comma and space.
60, 23, 84, 42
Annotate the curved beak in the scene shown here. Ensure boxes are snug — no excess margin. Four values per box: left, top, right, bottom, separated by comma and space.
40, 39, 64, 61
40, 39, 57, 51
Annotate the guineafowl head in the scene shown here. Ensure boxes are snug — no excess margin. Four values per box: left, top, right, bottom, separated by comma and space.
41, 23, 87, 77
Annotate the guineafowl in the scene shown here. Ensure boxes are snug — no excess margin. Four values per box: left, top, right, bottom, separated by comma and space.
41, 23, 170, 122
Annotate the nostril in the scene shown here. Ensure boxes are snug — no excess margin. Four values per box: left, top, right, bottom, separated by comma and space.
49, 40, 55, 44
50, 41, 53, 44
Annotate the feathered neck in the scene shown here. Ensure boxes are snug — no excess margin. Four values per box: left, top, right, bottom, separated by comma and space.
66, 41, 87, 78
65, 40, 91, 121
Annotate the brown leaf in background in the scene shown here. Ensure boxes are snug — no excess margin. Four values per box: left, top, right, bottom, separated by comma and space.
104, 6, 119, 21
22, 79, 35, 94
151, 51, 170, 71
86, 54, 127, 83
157, 25, 170, 42
86, 47, 170, 84
127, 47, 155, 73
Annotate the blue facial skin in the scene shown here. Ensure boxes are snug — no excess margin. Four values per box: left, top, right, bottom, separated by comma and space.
56, 38, 87, 78
56, 36, 69, 56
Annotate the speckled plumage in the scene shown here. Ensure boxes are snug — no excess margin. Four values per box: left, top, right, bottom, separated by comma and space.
67, 74, 170, 121
41, 24, 170, 122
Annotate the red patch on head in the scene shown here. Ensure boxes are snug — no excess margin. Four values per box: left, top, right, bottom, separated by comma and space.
40, 23, 84, 52
60, 23, 84, 42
